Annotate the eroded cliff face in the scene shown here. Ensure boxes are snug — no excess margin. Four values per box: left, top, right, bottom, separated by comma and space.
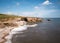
0, 14, 42, 23
0, 14, 42, 29
14, 17, 42, 23
0, 17, 42, 28
26, 17, 42, 22
0, 17, 42, 24
0, 14, 42, 43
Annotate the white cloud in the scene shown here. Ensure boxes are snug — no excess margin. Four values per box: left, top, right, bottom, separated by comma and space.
6, 12, 13, 14
3, 9, 57, 18
16, 2, 20, 6
38, 9, 56, 15
34, 0, 53, 10
4, 12, 17, 15
22, 12, 35, 15
21, 12, 36, 17
42, 0, 52, 5
34, 6, 39, 9
20, 9, 57, 17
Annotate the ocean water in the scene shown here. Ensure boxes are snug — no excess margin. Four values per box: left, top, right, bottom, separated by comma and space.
12, 18, 60, 43
5, 23, 37, 43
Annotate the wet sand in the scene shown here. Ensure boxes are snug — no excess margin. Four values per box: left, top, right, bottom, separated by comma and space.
12, 18, 60, 43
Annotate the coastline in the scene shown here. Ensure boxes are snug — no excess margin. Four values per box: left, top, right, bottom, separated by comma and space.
0, 22, 37, 43
12, 18, 60, 43
0, 14, 41, 43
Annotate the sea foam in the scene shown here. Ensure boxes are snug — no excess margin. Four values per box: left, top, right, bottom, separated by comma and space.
5, 24, 37, 43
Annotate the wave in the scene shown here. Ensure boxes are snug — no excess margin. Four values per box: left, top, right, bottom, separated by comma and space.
5, 24, 37, 43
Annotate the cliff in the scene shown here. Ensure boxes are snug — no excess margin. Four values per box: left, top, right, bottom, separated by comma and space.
0, 14, 42, 28
0, 14, 42, 43
0, 14, 42, 23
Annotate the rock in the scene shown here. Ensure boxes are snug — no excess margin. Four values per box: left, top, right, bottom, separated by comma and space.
0, 38, 6, 43
27, 17, 42, 23
0, 23, 5, 28
47, 19, 51, 21
0, 27, 13, 43
3, 23, 18, 27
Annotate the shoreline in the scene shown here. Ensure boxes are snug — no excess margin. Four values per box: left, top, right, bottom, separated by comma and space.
0, 22, 37, 43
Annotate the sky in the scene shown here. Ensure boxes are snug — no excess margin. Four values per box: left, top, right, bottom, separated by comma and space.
0, 0, 60, 18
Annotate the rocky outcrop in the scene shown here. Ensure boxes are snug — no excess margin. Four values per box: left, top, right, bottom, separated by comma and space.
26, 17, 42, 22
0, 27, 13, 43
0, 14, 42, 23
15, 17, 42, 23
0, 23, 18, 29
0, 14, 42, 43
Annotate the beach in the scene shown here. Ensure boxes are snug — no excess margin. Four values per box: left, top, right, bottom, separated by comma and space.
0, 18, 60, 43
12, 18, 60, 43
1, 21, 37, 43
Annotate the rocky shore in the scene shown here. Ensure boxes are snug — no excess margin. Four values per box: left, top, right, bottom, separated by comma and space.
0, 14, 42, 23
0, 14, 42, 43
0, 22, 23, 43
0, 27, 13, 43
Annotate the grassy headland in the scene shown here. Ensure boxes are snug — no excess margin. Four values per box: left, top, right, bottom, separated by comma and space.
0, 14, 42, 43
0, 14, 42, 28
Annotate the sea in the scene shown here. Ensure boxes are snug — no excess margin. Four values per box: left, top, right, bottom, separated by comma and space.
12, 18, 60, 43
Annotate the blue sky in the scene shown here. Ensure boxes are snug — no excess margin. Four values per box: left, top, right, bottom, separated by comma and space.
0, 0, 60, 18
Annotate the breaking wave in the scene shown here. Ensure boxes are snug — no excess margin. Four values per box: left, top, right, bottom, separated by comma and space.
5, 24, 37, 43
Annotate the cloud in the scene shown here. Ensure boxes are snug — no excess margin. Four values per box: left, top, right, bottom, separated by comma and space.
3, 9, 58, 18
34, 0, 53, 10
34, 6, 39, 9
4, 12, 18, 15
22, 12, 35, 15
42, 0, 52, 5
35, 9, 56, 17
20, 9, 57, 17
6, 12, 13, 14
38, 9, 56, 15
16, 2, 20, 6
22, 12, 33, 14
20, 0, 56, 17
21, 12, 36, 17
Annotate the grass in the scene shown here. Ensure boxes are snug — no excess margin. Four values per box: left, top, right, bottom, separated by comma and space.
0, 14, 17, 18
0, 14, 42, 23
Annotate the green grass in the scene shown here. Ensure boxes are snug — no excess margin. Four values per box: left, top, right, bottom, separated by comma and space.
0, 14, 19, 19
